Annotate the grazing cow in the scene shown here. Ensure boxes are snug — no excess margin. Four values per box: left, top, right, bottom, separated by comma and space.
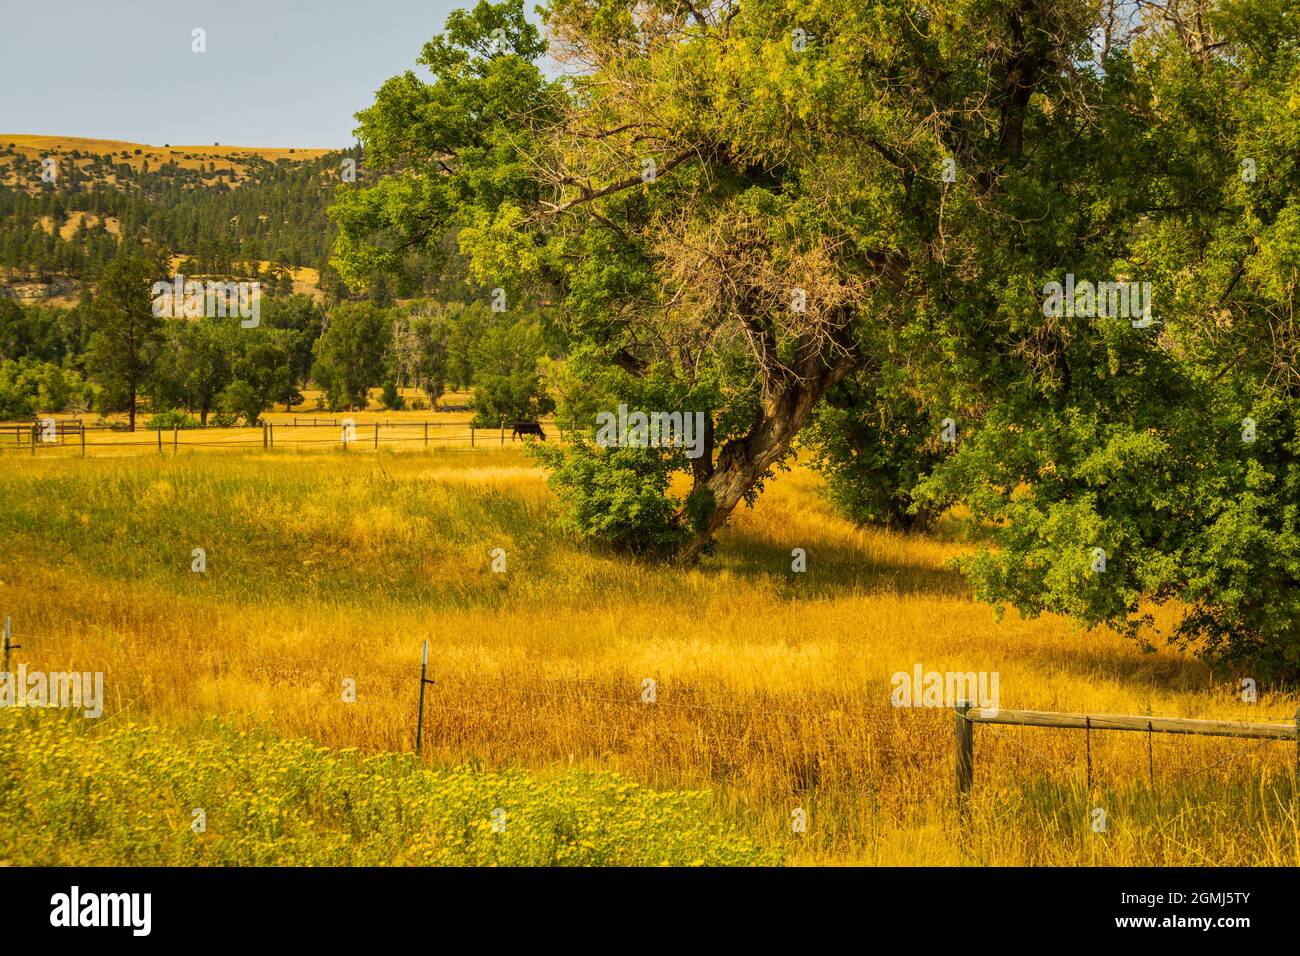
511, 420, 546, 441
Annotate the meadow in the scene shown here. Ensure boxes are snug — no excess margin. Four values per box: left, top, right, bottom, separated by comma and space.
0, 444, 1296, 865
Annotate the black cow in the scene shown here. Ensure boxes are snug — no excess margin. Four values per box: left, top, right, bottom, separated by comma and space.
511, 420, 546, 441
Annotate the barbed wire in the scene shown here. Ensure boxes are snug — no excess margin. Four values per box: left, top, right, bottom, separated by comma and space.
973, 713, 1295, 789
4, 628, 1294, 789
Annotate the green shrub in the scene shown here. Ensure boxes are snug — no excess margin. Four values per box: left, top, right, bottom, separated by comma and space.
380, 380, 404, 410
145, 409, 202, 430
532, 438, 688, 557
209, 411, 238, 428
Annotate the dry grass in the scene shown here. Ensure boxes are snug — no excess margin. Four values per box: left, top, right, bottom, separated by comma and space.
0, 448, 1295, 864
0, 134, 330, 185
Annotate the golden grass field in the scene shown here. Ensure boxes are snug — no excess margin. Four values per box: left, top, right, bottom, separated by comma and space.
0, 441, 1297, 865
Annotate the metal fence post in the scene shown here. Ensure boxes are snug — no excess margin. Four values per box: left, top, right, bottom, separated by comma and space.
2, 617, 18, 674
416, 640, 430, 755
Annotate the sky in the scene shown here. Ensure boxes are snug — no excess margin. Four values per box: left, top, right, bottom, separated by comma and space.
0, 0, 475, 149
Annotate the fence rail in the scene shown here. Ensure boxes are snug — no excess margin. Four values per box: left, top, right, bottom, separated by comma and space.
0, 418, 578, 457
954, 701, 1300, 795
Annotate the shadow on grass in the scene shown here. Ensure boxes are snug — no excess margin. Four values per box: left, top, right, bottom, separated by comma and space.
709, 527, 971, 601
1009, 633, 1213, 697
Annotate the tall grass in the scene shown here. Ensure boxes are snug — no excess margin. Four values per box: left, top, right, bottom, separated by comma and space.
0, 449, 1295, 864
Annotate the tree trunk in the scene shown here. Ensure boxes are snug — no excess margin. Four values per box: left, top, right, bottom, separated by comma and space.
674, 350, 857, 566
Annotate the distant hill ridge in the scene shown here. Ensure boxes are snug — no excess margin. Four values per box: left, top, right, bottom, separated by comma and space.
0, 134, 355, 304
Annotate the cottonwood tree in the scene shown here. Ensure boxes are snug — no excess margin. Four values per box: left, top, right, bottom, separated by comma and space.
914, 0, 1300, 680
334, 0, 1099, 562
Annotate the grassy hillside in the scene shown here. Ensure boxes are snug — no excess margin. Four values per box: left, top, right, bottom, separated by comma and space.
0, 134, 352, 305
0, 447, 1295, 864
0, 135, 331, 187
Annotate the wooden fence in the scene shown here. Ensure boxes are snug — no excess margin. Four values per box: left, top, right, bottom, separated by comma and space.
0, 418, 578, 457
954, 701, 1300, 794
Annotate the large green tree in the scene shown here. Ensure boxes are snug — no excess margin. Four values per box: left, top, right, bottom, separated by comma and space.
913, 0, 1300, 680
334, 0, 1300, 676
333, 0, 1099, 560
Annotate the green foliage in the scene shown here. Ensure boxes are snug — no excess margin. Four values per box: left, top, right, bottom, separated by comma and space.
806, 373, 948, 532
922, 391, 1300, 681
0, 712, 778, 866
380, 379, 404, 410
145, 409, 202, 430
262, 294, 325, 388
533, 438, 688, 556
208, 411, 238, 428
390, 301, 460, 402
218, 380, 261, 427
230, 335, 296, 429
469, 318, 555, 424
311, 301, 388, 410
0, 148, 360, 287
0, 358, 88, 418
903, 1, 1300, 679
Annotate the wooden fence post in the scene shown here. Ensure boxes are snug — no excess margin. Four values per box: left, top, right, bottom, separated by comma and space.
955, 699, 974, 797
423, 422, 428, 448
470, 425, 475, 448
374, 422, 380, 450
173, 427, 178, 455
80, 426, 86, 457
157, 429, 163, 454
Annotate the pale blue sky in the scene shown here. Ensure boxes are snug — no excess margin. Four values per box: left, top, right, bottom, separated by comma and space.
0, 0, 482, 148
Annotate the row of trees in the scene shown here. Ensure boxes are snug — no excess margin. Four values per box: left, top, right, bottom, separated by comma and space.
0, 257, 556, 428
